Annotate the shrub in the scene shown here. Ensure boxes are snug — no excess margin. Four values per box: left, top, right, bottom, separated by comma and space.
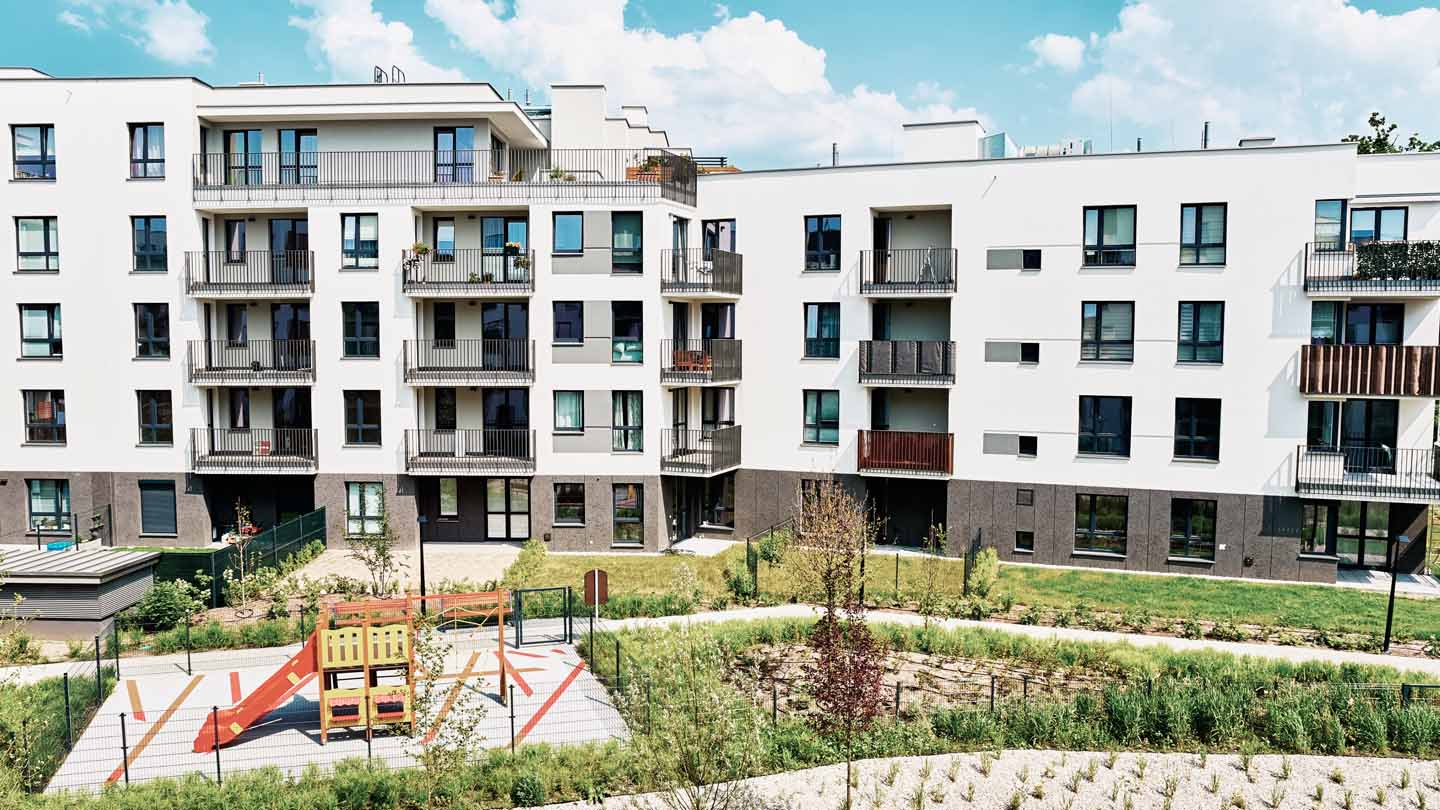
510, 771, 546, 806
668, 562, 703, 613
1208, 620, 1249, 643
723, 554, 756, 601
756, 527, 790, 565
1018, 604, 1044, 625
967, 547, 999, 598
130, 579, 206, 630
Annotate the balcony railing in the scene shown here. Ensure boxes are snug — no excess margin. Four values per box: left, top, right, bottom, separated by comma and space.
187, 340, 316, 385
859, 340, 956, 385
660, 248, 743, 296
660, 339, 742, 384
404, 428, 535, 475
858, 430, 954, 476
1299, 344, 1440, 398
192, 148, 697, 206
185, 251, 314, 296
403, 339, 535, 384
1295, 444, 1440, 502
860, 248, 957, 294
1304, 241, 1440, 294
661, 426, 742, 476
401, 249, 534, 295
190, 428, 317, 473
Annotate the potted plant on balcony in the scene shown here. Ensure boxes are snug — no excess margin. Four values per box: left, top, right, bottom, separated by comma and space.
411, 242, 431, 257
547, 167, 568, 181
626, 155, 663, 182
511, 166, 525, 181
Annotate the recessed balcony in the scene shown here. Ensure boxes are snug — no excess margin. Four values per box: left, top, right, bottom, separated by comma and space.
402, 339, 535, 385
857, 429, 954, 477
402, 249, 534, 296
660, 248, 743, 297
1299, 344, 1440, 398
404, 429, 536, 475
185, 251, 314, 298
189, 428, 317, 474
859, 248, 957, 295
1294, 444, 1440, 503
187, 340, 316, 386
660, 426, 742, 476
660, 339, 742, 385
1303, 241, 1440, 297
858, 340, 956, 385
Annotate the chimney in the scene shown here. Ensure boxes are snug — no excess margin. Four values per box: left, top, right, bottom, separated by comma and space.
1202, 121, 1210, 149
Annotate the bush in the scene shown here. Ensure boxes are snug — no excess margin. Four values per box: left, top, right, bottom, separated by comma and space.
722, 554, 756, 601
502, 538, 548, 590
668, 563, 703, 613
756, 527, 790, 565
968, 547, 999, 598
510, 771, 546, 806
130, 580, 205, 630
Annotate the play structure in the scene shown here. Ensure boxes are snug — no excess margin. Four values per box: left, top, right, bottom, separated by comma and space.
193, 591, 509, 752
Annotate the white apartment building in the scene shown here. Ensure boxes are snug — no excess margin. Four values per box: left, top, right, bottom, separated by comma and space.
3, 68, 1438, 583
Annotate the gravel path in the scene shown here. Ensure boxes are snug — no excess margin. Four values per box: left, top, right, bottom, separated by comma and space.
293, 543, 522, 590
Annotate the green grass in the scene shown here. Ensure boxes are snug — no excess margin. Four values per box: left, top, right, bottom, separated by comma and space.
0, 668, 116, 793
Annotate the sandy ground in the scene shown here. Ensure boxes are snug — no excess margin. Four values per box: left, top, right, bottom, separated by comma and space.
294, 543, 523, 591
540, 750, 1440, 809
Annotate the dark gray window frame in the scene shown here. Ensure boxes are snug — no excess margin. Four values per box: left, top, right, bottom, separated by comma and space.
1180, 202, 1226, 265
1174, 397, 1221, 461
1177, 301, 1224, 363
131, 215, 167, 272
344, 390, 382, 445
1074, 493, 1128, 555
1169, 497, 1217, 561
554, 482, 585, 525
1080, 301, 1135, 361
1077, 395, 1131, 456
137, 389, 173, 445
342, 301, 380, 357
1082, 205, 1137, 266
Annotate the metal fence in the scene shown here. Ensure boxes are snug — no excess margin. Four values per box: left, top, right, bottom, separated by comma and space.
150, 507, 327, 609
860, 247, 958, 293
659, 248, 743, 295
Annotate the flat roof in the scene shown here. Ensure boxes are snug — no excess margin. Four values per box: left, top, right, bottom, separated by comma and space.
0, 548, 159, 585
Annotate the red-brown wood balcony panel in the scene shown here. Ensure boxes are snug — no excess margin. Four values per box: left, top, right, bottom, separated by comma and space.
1299, 344, 1440, 398
857, 430, 953, 476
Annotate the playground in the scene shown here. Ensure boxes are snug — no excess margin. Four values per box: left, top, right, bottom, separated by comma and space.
46, 593, 626, 793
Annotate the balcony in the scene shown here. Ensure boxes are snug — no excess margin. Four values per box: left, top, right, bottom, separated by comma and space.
185, 251, 313, 298
402, 249, 534, 296
660, 248, 743, 297
860, 248, 957, 295
1303, 241, 1440, 297
190, 428, 317, 473
191, 148, 697, 207
661, 426, 742, 476
187, 340, 316, 386
858, 430, 954, 477
1299, 344, 1440, 398
859, 340, 956, 385
404, 429, 535, 475
402, 339, 535, 385
659, 339, 742, 385
1295, 444, 1440, 503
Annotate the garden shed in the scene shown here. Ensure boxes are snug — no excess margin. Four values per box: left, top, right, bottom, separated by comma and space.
0, 548, 159, 638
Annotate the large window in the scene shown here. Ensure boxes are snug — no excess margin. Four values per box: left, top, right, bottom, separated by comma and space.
1344, 302, 1403, 346
486, 478, 530, 540
803, 389, 840, 444
1177, 302, 1224, 363
612, 391, 643, 451
702, 472, 736, 529
16, 217, 59, 271
1083, 205, 1136, 266
1180, 203, 1226, 265
612, 301, 643, 362
553, 212, 583, 254
438, 478, 458, 518
613, 483, 644, 545
1314, 199, 1346, 249
612, 212, 643, 272
1174, 398, 1221, 461
1075, 493, 1128, 555
1307, 401, 1339, 450
346, 482, 384, 536
279, 128, 319, 184
1077, 395, 1130, 456
225, 129, 262, 185
803, 303, 840, 358
23, 389, 65, 444
27, 479, 70, 531
138, 480, 177, 536
1169, 498, 1217, 560
19, 304, 62, 358
341, 213, 379, 268
804, 215, 841, 271
1350, 207, 1407, 244
128, 123, 164, 178
342, 302, 380, 357
131, 216, 167, 272
136, 390, 173, 445
701, 387, 735, 431
554, 482, 585, 525
433, 126, 475, 183
1300, 502, 1334, 556
12, 125, 55, 179
133, 303, 169, 358
1080, 302, 1134, 361
344, 390, 382, 445
554, 391, 584, 433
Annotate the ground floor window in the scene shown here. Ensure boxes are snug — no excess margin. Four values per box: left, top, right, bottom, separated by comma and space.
1336, 500, 1391, 569
1015, 530, 1034, 552
613, 483, 643, 545
701, 473, 735, 529
1168, 498, 1217, 560
1074, 493, 1127, 555
487, 478, 529, 540
1300, 501, 1333, 556
554, 482, 585, 525
438, 477, 458, 518
27, 479, 70, 531
346, 481, 384, 535
139, 480, 177, 536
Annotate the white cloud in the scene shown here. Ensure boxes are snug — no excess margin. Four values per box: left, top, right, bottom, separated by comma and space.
59, 1, 213, 64
57, 10, 91, 32
1027, 33, 1086, 73
289, 0, 466, 82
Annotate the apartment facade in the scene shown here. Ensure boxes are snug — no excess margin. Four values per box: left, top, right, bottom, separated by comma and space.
2, 69, 1437, 583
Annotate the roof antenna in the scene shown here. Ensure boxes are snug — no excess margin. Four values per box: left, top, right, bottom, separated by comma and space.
831, 142, 838, 167
524, 88, 530, 105
507, 87, 512, 100
1202, 121, 1210, 149
1136, 137, 1142, 152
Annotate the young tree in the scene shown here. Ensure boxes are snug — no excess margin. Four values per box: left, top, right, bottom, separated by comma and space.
810, 612, 887, 809
222, 498, 261, 608
1344, 112, 1440, 154
916, 523, 948, 629
409, 610, 487, 806
786, 480, 876, 615
346, 487, 406, 597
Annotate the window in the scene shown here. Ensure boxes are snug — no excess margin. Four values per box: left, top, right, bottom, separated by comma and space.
486, 478, 530, 540
131, 216, 167, 272
12, 125, 55, 179
803, 390, 840, 444
1083, 205, 1136, 266
135, 480, 178, 535
1310, 301, 1340, 346
27, 479, 70, 531
1344, 302, 1403, 346
553, 301, 584, 344
1180, 204, 1226, 264
613, 483, 644, 545
1077, 395, 1131, 456
128, 124, 164, 178
703, 218, 736, 255
1075, 493, 1128, 555
612, 212, 643, 271
553, 212, 583, 254
1307, 401, 1339, 450
278, 128, 318, 184
1015, 531, 1035, 552
1080, 302, 1134, 361
346, 482, 384, 535
1174, 398, 1221, 461
16, 217, 59, 271
136, 390, 173, 444
438, 478, 458, 518
804, 215, 841, 271
229, 388, 250, 430
341, 213, 379, 268
433, 218, 455, 262
803, 303, 840, 358
223, 220, 246, 262
19, 304, 61, 358
23, 389, 65, 443
1017, 488, 1034, 506
1018, 435, 1038, 457
344, 390, 382, 445
342, 302, 380, 357
433, 126, 475, 183
555, 483, 586, 525
1178, 302, 1224, 363
1020, 342, 1040, 363
555, 391, 584, 433
1300, 502, 1334, 556
1350, 207, 1407, 244
1314, 200, 1346, 249
1170, 498, 1217, 560
133, 303, 169, 358
612, 391, 643, 451
701, 387, 735, 431
1022, 249, 1042, 270
702, 473, 736, 528
225, 303, 248, 346
612, 301, 643, 362
225, 129, 262, 185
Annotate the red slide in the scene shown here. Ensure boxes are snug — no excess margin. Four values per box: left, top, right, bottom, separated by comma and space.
193, 632, 318, 752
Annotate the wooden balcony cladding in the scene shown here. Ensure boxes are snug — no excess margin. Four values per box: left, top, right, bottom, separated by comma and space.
1299, 344, 1440, 397
857, 430, 954, 476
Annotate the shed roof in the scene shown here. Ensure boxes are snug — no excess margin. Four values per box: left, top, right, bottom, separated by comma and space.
0, 548, 160, 585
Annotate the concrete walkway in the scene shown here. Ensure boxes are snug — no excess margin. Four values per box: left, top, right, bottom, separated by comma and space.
1335, 567, 1440, 598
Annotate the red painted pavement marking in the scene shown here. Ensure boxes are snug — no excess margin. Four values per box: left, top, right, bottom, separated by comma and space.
125, 680, 147, 722
513, 660, 586, 747
508, 650, 548, 660
551, 648, 567, 655
229, 671, 242, 704
108, 675, 204, 784
423, 651, 481, 745
500, 650, 534, 697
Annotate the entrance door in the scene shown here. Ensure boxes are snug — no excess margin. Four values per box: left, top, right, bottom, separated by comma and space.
434, 126, 475, 183
482, 302, 528, 370
1341, 399, 1398, 473
269, 218, 309, 284
271, 302, 310, 370
672, 302, 689, 342
272, 387, 312, 456
872, 216, 892, 282
1336, 501, 1392, 569
701, 303, 734, 339
486, 478, 530, 540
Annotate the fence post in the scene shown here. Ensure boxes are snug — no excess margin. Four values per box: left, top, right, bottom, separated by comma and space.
1401, 683, 1412, 708
119, 712, 131, 785
113, 620, 122, 676
615, 638, 622, 691
646, 679, 652, 734
508, 684, 516, 753
894, 553, 900, 599
62, 673, 73, 752
212, 707, 222, 784
564, 587, 572, 644
1023, 676, 1029, 705
515, 590, 524, 647
989, 675, 996, 714
366, 728, 373, 761
772, 680, 778, 724
894, 682, 901, 720
186, 620, 193, 676
94, 635, 103, 697
20, 717, 30, 793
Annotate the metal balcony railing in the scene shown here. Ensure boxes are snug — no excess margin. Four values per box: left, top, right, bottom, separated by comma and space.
1294, 444, 1440, 502
185, 251, 314, 296
187, 340, 316, 384
661, 426, 742, 476
860, 248, 957, 294
1299, 344, 1440, 398
404, 428, 535, 475
401, 249, 534, 295
859, 340, 956, 385
190, 428, 317, 472
858, 430, 954, 476
660, 248, 743, 295
402, 339, 535, 384
659, 339, 742, 384
1304, 240, 1440, 293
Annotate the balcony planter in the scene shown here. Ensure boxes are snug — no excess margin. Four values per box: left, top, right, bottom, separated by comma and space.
1355, 241, 1440, 281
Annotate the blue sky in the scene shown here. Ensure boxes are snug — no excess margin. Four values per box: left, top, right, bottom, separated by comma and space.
13, 1, 1440, 168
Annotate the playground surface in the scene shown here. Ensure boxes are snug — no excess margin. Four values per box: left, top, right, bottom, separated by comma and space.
48, 624, 626, 793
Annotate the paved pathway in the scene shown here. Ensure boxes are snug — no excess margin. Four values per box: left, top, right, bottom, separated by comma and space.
1335, 567, 1440, 598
